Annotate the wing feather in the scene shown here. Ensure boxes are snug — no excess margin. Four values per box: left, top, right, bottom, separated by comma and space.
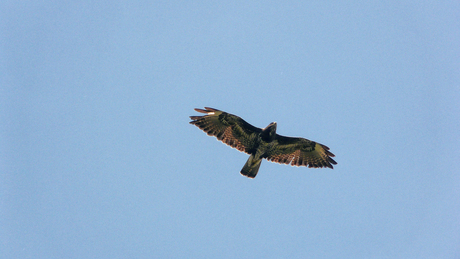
189, 107, 262, 154
265, 135, 337, 169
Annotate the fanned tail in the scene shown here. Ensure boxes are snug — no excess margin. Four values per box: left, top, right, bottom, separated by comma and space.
240, 154, 262, 178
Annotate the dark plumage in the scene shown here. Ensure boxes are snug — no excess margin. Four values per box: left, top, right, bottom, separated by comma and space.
190, 107, 337, 178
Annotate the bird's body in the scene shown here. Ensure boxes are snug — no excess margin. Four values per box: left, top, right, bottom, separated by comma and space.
190, 107, 336, 178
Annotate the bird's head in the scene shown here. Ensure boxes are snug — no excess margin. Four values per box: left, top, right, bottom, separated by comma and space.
261, 122, 277, 141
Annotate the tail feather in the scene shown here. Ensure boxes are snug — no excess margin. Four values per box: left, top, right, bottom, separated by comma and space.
240, 155, 262, 178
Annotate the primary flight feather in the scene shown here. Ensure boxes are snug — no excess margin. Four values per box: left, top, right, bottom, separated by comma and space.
189, 107, 337, 178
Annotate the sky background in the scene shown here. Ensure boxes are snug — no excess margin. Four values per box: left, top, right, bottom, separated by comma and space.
1, 1, 459, 258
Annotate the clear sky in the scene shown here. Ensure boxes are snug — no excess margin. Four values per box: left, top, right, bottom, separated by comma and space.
2, 1, 459, 258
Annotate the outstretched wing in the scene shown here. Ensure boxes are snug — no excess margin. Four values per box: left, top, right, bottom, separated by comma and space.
189, 107, 261, 154
265, 135, 337, 168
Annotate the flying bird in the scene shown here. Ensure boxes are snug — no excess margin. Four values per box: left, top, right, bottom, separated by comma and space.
189, 107, 337, 178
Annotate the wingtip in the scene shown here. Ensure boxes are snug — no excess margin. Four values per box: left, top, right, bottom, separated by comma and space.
204, 107, 219, 112
329, 157, 337, 165
194, 108, 208, 113
194, 107, 220, 114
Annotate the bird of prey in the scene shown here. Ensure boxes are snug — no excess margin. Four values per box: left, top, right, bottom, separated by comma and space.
189, 107, 337, 178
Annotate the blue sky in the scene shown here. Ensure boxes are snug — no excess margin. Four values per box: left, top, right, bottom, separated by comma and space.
1, 1, 459, 258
